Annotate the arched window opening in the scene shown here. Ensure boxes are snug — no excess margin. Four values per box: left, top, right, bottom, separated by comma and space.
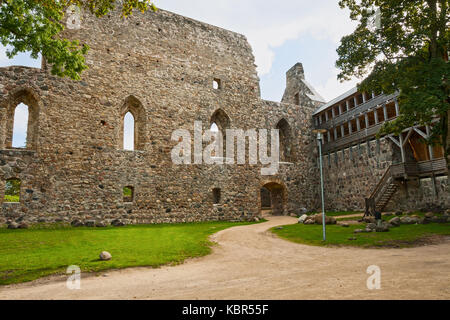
123, 112, 135, 151
213, 78, 222, 90
212, 188, 221, 204
123, 186, 134, 203
276, 119, 294, 162
5, 89, 40, 150
210, 109, 230, 158
12, 103, 29, 148
4, 178, 21, 203
119, 96, 145, 151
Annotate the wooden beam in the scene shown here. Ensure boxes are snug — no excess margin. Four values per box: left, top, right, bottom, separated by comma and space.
399, 134, 406, 163
413, 127, 428, 139
403, 128, 414, 147
388, 135, 401, 148
426, 126, 434, 160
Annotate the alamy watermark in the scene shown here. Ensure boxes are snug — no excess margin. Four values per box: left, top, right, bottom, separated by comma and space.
366, 265, 381, 290
66, 265, 81, 290
171, 121, 280, 175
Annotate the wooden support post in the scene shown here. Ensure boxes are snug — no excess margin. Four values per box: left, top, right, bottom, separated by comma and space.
431, 173, 438, 198
395, 99, 400, 117
339, 104, 343, 115
332, 107, 336, 118
374, 109, 379, 124
327, 131, 331, 143
325, 112, 329, 122
356, 117, 361, 131
426, 125, 434, 160
348, 121, 352, 134
354, 96, 358, 108
365, 113, 369, 128
383, 103, 388, 121
334, 127, 338, 140
346, 100, 350, 112
399, 134, 406, 163
341, 125, 345, 137
362, 92, 367, 103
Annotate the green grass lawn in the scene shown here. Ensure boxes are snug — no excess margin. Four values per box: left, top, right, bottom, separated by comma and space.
272, 222, 450, 248
3, 195, 19, 203
0, 221, 257, 285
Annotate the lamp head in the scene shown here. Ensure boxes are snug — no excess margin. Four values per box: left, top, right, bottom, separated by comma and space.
312, 129, 327, 140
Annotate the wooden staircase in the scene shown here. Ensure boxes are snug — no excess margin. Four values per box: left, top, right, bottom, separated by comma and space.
365, 158, 447, 216
365, 166, 400, 216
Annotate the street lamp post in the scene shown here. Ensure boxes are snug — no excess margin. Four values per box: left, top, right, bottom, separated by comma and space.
313, 129, 327, 241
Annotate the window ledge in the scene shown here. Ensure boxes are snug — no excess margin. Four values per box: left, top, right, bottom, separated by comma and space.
0, 149, 36, 156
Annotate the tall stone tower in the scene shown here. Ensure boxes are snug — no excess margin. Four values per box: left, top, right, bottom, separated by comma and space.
281, 63, 325, 108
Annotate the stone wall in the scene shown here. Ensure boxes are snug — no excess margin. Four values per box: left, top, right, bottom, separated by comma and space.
0, 8, 320, 226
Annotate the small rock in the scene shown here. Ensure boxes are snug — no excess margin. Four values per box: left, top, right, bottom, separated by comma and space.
18, 222, 29, 229
71, 220, 84, 227
95, 221, 107, 227
363, 216, 376, 223
425, 212, 434, 218
341, 223, 350, 228
7, 222, 19, 229
85, 220, 96, 227
366, 223, 377, 230
376, 225, 389, 232
111, 219, 125, 227
275, 227, 283, 230
99, 251, 112, 261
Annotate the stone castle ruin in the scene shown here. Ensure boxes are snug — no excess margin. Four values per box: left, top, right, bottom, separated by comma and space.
0, 8, 448, 226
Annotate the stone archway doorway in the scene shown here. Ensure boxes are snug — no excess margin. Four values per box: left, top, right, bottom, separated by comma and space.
260, 182, 287, 216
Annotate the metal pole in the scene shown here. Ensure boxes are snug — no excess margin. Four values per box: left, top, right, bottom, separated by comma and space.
317, 133, 326, 241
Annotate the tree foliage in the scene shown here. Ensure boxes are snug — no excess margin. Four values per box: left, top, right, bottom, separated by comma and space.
336, 0, 449, 164
0, 0, 157, 80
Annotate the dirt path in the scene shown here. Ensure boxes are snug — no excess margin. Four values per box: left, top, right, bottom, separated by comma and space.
1, 216, 449, 300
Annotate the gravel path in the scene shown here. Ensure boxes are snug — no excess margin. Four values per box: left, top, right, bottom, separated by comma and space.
1, 216, 449, 300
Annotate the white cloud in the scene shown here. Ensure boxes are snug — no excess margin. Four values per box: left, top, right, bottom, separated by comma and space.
159, 0, 356, 76
315, 68, 360, 102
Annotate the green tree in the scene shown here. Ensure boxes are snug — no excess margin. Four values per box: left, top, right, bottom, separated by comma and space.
336, 0, 449, 169
0, 0, 157, 80
5, 178, 20, 197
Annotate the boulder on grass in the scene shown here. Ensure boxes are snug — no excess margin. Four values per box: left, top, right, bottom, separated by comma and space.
99, 251, 112, 261
298, 214, 308, 224
84, 220, 96, 227
7, 222, 19, 229
314, 214, 337, 225
71, 220, 84, 227
389, 216, 401, 227
95, 221, 107, 228
400, 216, 414, 225
111, 219, 125, 227
18, 222, 29, 229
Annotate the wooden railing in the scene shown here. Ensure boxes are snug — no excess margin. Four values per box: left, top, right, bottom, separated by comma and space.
316, 93, 398, 131
365, 158, 448, 216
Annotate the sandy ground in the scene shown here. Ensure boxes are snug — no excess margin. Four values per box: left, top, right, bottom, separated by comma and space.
0, 216, 449, 300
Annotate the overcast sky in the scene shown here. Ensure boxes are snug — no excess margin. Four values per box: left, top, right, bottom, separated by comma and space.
1, 1, 362, 148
